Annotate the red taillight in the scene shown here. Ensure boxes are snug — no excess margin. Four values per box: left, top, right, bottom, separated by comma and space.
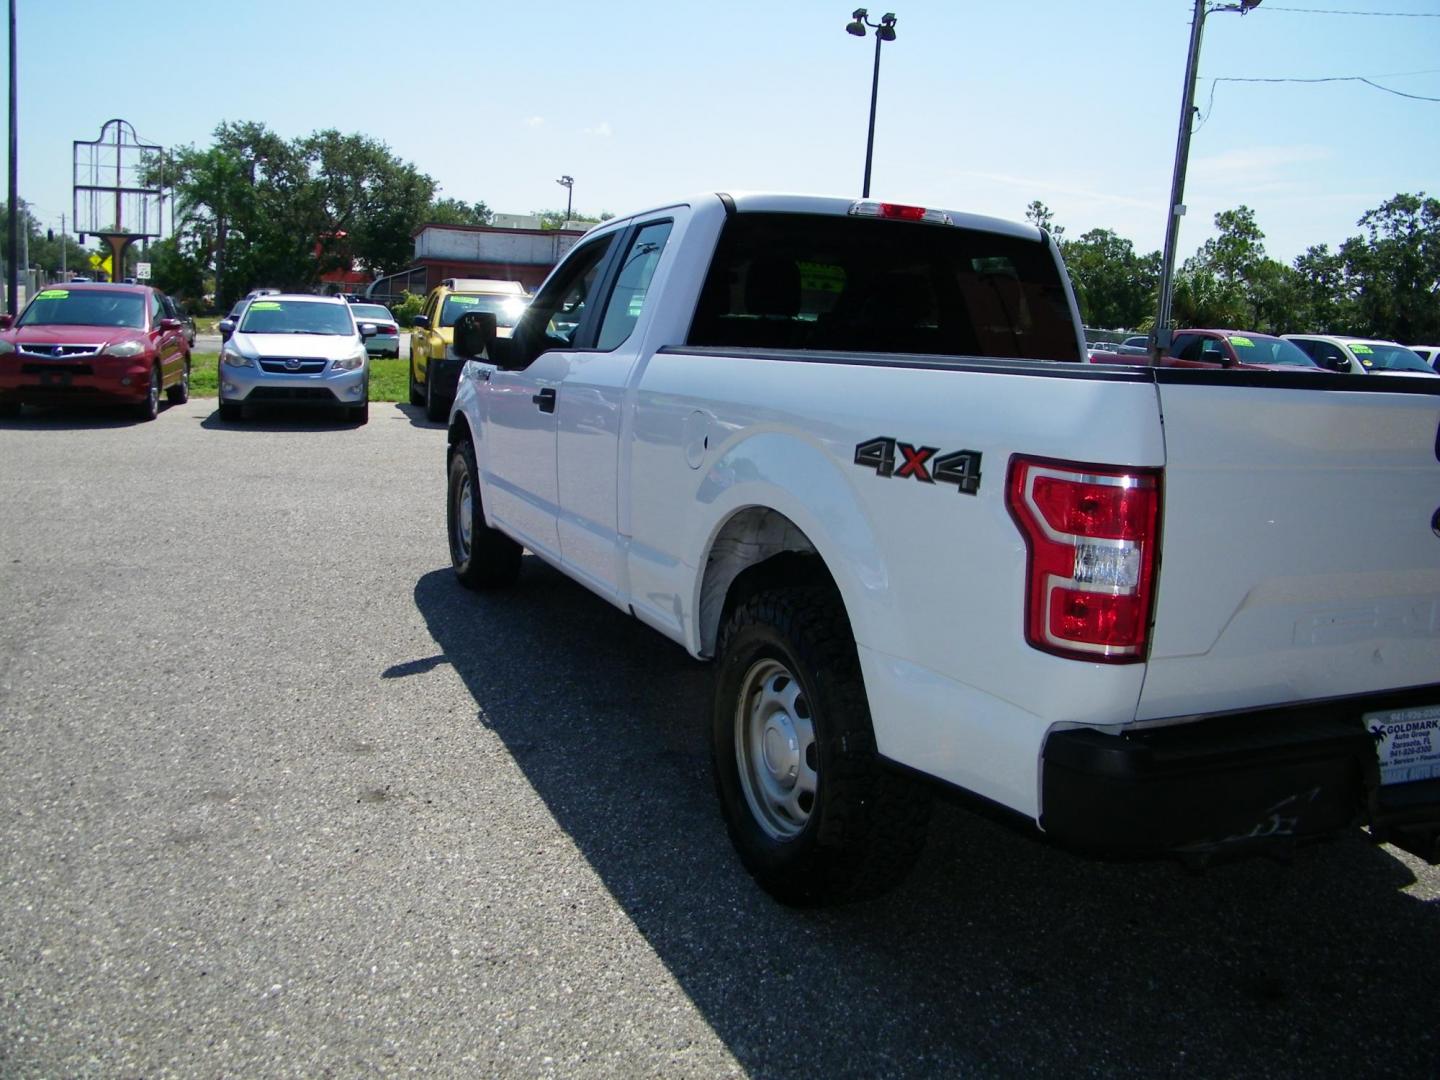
1006, 455, 1161, 663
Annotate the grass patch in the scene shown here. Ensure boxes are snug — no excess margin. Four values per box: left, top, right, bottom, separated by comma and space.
187, 353, 408, 403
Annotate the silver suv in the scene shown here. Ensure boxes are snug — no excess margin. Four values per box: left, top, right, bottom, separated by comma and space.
217, 294, 378, 423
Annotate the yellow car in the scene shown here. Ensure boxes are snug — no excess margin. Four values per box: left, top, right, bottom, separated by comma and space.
409, 278, 528, 421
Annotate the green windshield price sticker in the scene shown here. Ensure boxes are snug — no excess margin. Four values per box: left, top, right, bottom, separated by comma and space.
250, 301, 282, 310
1230, 336, 1254, 348
1351, 344, 1373, 354
449, 296, 479, 305
36, 289, 68, 300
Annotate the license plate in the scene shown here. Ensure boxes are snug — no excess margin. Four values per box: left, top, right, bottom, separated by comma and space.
1364, 704, 1440, 786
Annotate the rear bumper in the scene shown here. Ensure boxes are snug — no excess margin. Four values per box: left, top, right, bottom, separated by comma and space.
1041, 683, 1440, 862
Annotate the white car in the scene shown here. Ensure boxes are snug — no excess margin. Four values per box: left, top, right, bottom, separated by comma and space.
217, 294, 377, 423
1408, 344, 1440, 371
1283, 334, 1438, 377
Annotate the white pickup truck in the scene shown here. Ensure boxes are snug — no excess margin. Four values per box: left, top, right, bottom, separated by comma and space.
442, 192, 1440, 905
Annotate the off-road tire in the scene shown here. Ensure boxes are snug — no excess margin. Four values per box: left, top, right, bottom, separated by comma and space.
712, 586, 931, 905
448, 439, 522, 589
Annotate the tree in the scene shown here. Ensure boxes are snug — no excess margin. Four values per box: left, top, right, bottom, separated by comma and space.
1, 200, 89, 277
156, 122, 438, 308
302, 129, 436, 279
1289, 243, 1351, 334
535, 208, 613, 230
1060, 228, 1156, 329
1340, 193, 1440, 342
1024, 200, 1064, 242
1193, 205, 1266, 289
426, 198, 494, 227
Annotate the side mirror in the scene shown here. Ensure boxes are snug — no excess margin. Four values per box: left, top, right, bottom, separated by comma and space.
218, 318, 235, 340
158, 317, 182, 332
453, 310, 498, 359
359, 322, 377, 338
412, 314, 430, 330
0, 313, 12, 330
1326, 356, 1349, 372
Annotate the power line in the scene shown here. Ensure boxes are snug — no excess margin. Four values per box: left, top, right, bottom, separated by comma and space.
1195, 69, 1440, 126
1256, 5, 1440, 14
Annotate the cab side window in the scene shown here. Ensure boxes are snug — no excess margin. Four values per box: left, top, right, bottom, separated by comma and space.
1171, 334, 1202, 362
596, 221, 673, 351
510, 235, 616, 368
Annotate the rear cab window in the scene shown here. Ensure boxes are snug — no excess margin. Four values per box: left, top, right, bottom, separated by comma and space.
686, 212, 1080, 361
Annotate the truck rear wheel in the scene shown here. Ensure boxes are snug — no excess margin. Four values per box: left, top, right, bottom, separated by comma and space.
448, 439, 522, 589
712, 586, 931, 905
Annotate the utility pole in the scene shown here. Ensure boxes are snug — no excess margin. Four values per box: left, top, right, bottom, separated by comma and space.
1153, 0, 1206, 358
1153, 0, 1263, 358
60, 212, 65, 277
6, 0, 17, 314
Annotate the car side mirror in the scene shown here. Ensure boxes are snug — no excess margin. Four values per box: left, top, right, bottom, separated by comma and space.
159, 317, 182, 332
218, 318, 235, 340
412, 314, 430, 330
359, 322, 377, 338
453, 311, 498, 360
1326, 356, 1348, 372
0, 313, 12, 330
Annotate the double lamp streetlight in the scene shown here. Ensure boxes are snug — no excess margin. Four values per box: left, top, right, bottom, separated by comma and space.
845, 9, 896, 200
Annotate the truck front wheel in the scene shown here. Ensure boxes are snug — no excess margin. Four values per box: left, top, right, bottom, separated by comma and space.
712, 586, 931, 905
448, 439, 522, 589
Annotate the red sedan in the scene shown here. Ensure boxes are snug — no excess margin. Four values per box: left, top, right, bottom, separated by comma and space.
0, 283, 192, 420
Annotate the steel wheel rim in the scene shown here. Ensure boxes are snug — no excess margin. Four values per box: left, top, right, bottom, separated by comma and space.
454, 471, 473, 561
734, 657, 817, 840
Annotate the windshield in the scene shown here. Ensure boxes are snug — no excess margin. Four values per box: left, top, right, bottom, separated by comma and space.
440, 294, 526, 329
1227, 334, 1316, 367
350, 304, 393, 322
238, 299, 355, 336
1350, 342, 1433, 373
18, 288, 146, 329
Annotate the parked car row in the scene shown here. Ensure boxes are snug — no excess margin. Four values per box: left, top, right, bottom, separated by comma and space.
1089, 329, 1439, 378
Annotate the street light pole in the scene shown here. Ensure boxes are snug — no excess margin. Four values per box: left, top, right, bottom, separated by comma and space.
556, 174, 574, 227
845, 9, 897, 199
1153, 0, 1263, 358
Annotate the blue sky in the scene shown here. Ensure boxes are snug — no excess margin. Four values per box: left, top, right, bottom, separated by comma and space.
9, 0, 1440, 263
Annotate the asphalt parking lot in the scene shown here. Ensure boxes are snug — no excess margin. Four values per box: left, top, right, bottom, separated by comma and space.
1, 398, 1437, 1078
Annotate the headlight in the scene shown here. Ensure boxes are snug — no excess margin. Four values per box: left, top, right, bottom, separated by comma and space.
331, 349, 367, 372
103, 340, 146, 358
221, 348, 253, 368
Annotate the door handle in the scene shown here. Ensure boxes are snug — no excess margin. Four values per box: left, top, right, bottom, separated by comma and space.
532, 387, 556, 413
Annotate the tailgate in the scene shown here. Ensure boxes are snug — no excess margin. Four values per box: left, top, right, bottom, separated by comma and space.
1138, 375, 1440, 721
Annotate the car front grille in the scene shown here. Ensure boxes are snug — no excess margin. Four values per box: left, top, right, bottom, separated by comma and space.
257, 357, 329, 374
18, 343, 102, 359
247, 387, 337, 402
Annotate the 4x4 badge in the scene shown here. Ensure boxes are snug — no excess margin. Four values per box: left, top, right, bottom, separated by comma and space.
854, 436, 982, 495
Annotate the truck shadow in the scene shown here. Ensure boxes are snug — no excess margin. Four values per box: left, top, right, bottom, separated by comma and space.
410, 562, 1440, 1078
